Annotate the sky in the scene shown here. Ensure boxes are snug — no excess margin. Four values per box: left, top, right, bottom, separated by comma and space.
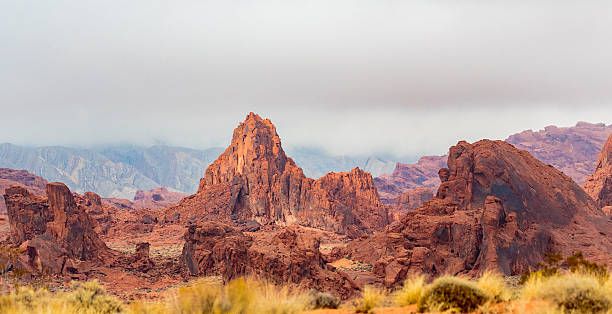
1, 1, 611, 158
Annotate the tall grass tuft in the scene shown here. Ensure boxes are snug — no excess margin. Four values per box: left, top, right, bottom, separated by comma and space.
394, 274, 426, 306
354, 285, 387, 313
476, 271, 512, 302
521, 273, 611, 313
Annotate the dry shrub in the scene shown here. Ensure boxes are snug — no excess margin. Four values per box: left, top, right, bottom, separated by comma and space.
476, 271, 512, 302
394, 274, 426, 306
354, 285, 387, 313
308, 290, 340, 310
521, 273, 611, 313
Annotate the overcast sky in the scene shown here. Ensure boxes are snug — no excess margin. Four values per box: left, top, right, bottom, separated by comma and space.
1, 1, 611, 157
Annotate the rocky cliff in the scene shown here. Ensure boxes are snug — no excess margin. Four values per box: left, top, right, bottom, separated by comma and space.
4, 182, 111, 274
583, 132, 612, 208
169, 113, 389, 238
340, 140, 612, 287
0, 168, 47, 213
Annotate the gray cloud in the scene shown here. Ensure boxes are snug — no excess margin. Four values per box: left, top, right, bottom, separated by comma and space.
1, 1, 611, 156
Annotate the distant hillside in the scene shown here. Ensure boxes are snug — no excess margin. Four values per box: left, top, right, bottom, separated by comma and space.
0, 143, 396, 198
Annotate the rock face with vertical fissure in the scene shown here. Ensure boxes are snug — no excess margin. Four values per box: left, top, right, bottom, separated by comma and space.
584, 132, 612, 210
168, 113, 389, 238
4, 182, 111, 274
340, 140, 612, 287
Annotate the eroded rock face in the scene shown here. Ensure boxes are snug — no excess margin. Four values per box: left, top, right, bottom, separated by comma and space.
342, 140, 612, 287
181, 222, 358, 299
392, 188, 434, 219
583, 133, 612, 208
169, 113, 388, 238
4, 182, 110, 273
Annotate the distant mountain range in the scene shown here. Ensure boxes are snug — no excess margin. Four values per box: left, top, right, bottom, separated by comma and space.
2, 121, 608, 201
0, 143, 398, 198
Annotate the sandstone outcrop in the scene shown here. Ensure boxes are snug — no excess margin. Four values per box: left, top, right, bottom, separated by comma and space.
4, 182, 111, 274
374, 156, 446, 205
341, 140, 612, 287
0, 168, 47, 213
168, 113, 388, 238
583, 132, 612, 208
392, 187, 434, 219
181, 222, 358, 299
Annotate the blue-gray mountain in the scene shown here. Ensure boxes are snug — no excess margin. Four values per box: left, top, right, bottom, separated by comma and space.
0, 143, 398, 199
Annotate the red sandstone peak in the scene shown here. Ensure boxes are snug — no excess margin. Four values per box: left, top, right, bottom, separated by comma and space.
171, 113, 389, 237
583, 132, 612, 207
200, 112, 294, 190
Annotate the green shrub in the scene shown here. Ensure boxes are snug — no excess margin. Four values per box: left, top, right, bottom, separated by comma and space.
308, 290, 340, 309
521, 273, 611, 313
417, 276, 490, 313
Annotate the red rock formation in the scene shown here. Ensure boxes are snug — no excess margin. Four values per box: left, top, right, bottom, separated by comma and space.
375, 122, 612, 206
3, 182, 111, 274
392, 187, 434, 219
169, 113, 388, 238
341, 140, 612, 287
506, 122, 612, 184
181, 222, 358, 299
0, 168, 47, 213
583, 132, 612, 208
374, 156, 446, 205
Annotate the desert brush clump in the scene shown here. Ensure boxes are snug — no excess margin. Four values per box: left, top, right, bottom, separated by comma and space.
170, 277, 309, 314
354, 285, 387, 313
394, 274, 426, 306
520, 252, 608, 284
417, 276, 490, 313
65, 280, 123, 313
307, 290, 340, 309
520, 273, 611, 313
0, 280, 122, 314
